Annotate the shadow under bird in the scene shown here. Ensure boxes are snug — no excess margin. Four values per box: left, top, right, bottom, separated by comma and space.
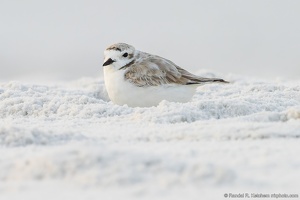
102, 43, 228, 107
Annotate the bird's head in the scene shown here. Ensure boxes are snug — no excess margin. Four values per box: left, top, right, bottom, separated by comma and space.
103, 43, 135, 70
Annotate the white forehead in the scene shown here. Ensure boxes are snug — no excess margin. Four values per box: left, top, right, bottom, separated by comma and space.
104, 49, 120, 58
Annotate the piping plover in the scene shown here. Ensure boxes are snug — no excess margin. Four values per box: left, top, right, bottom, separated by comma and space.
103, 43, 228, 107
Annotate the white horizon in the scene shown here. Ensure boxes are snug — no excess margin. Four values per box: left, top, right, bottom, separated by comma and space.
1, 0, 299, 81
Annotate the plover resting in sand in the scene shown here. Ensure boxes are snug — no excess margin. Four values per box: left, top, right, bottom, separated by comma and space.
103, 43, 228, 107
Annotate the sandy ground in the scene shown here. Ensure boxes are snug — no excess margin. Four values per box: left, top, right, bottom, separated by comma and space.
0, 72, 300, 200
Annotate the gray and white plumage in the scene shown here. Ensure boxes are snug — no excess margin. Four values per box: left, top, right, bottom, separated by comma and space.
103, 43, 228, 107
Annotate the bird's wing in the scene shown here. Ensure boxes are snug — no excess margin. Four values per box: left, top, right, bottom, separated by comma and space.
124, 53, 228, 87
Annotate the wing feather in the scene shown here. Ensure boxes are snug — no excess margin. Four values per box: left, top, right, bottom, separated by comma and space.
124, 53, 228, 87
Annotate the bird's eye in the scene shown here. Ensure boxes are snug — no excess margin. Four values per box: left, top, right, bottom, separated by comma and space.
123, 53, 128, 57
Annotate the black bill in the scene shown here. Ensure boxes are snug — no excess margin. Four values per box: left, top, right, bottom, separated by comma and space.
103, 58, 115, 66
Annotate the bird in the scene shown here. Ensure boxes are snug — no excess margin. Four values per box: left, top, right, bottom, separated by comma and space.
102, 43, 228, 107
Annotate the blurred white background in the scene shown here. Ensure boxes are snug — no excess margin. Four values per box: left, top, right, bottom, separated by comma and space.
0, 0, 299, 82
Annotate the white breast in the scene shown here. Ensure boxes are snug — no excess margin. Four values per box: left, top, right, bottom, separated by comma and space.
103, 66, 197, 107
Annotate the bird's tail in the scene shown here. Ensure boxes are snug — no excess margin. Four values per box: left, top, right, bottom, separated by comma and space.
199, 77, 229, 83
186, 77, 229, 85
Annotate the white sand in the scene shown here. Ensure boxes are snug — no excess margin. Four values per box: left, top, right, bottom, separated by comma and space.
1, 72, 299, 200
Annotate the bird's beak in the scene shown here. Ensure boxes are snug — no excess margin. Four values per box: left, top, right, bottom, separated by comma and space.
103, 58, 115, 67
